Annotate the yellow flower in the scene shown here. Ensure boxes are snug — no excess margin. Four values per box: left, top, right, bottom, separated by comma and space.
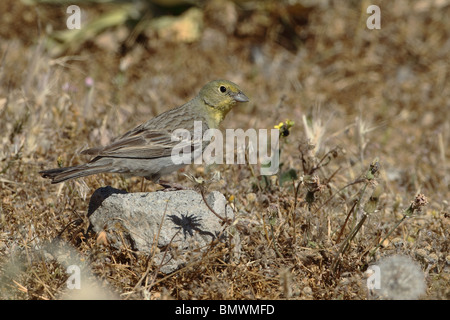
274, 119, 294, 137
274, 122, 284, 130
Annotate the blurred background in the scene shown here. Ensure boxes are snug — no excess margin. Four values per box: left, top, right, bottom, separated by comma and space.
0, 0, 449, 299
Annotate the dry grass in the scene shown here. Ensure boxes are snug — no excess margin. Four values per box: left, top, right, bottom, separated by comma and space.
0, 0, 449, 300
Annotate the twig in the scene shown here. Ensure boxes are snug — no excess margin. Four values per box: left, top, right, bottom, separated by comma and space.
130, 199, 171, 295
199, 187, 229, 223
335, 200, 358, 243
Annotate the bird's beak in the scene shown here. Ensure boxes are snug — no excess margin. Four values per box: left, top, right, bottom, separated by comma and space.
232, 91, 249, 103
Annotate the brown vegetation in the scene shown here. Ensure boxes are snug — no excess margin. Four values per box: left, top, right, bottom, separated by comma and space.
0, 0, 448, 299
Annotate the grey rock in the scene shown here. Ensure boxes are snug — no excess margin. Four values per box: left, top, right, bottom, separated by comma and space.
88, 187, 233, 274
87, 186, 127, 217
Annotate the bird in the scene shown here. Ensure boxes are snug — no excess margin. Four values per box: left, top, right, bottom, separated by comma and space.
40, 79, 249, 184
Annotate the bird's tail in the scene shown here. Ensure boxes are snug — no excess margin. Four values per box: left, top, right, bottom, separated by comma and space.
40, 163, 110, 184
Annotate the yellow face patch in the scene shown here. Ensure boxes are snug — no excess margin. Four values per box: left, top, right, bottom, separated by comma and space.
197, 79, 248, 128
205, 100, 235, 128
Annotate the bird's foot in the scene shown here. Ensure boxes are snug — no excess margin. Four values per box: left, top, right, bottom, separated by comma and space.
158, 181, 190, 191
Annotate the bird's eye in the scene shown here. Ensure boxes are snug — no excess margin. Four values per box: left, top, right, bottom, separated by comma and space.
219, 85, 227, 93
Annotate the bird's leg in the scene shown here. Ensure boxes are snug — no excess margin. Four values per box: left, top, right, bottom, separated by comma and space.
140, 177, 146, 192
157, 180, 190, 191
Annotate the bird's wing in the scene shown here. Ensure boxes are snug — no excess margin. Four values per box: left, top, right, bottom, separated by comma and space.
82, 129, 195, 159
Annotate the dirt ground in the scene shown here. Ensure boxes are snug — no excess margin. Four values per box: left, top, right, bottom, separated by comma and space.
0, 0, 449, 300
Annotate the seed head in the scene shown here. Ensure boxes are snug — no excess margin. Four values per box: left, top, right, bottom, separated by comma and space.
376, 255, 426, 300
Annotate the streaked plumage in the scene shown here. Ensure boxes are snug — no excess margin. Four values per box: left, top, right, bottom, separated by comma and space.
40, 80, 249, 184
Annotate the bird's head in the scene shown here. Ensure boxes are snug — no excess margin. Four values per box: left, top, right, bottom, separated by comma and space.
199, 80, 249, 120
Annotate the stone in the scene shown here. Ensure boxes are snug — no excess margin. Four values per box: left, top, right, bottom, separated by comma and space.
88, 187, 233, 274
